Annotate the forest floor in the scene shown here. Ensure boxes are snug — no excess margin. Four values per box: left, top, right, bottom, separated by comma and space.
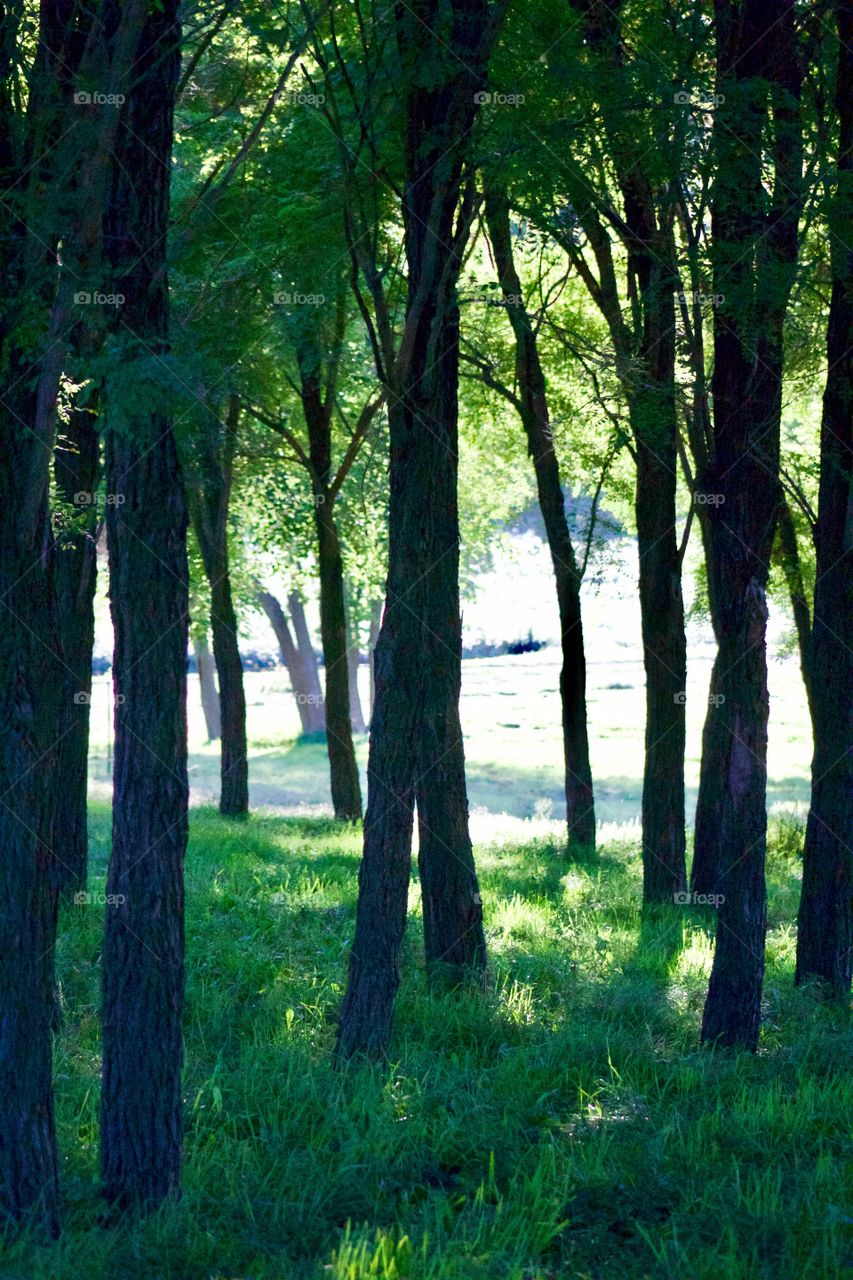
5, 806, 852, 1279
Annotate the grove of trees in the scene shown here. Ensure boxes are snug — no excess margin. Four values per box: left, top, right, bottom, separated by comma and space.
0, 0, 849, 1243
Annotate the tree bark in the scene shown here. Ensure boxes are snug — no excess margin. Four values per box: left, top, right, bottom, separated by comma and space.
484, 187, 596, 850
336, 0, 495, 1060
0, 439, 63, 1237
100, 0, 188, 1209
289, 589, 325, 720
53, 402, 99, 892
193, 631, 221, 740
187, 396, 248, 816
257, 588, 326, 734
699, 0, 802, 1049
298, 351, 363, 820
558, 0, 686, 894
795, 1, 853, 996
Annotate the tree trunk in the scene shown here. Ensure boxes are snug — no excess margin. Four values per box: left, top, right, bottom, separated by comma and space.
336, 0, 494, 1060
795, 0, 853, 995
288, 589, 325, 722
193, 631, 221, 740
484, 187, 595, 850
0, 462, 62, 1237
691, 649, 728, 896
53, 402, 99, 892
699, 0, 802, 1049
774, 493, 815, 722
257, 588, 325, 734
314, 496, 363, 819
297, 348, 362, 820
209, 559, 248, 815
186, 395, 248, 816
100, 0, 188, 1210
633, 422, 688, 901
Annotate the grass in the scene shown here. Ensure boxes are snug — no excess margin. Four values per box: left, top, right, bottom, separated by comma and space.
3, 805, 851, 1279
84, 645, 813, 823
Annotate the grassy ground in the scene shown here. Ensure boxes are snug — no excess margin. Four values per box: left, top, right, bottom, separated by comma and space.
4, 806, 851, 1280
86, 646, 812, 824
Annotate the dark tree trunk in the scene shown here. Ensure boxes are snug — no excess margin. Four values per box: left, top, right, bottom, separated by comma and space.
484, 188, 595, 851
795, 1, 853, 996
257, 588, 326, 734
774, 493, 815, 722
209, 561, 248, 815
0, 0, 82, 1235
691, 649, 728, 896
633, 419, 688, 901
336, 0, 494, 1060
187, 396, 248, 816
699, 0, 802, 1049
0, 456, 62, 1237
558, 0, 686, 893
53, 402, 99, 893
100, 0, 188, 1210
298, 352, 362, 820
193, 632, 221, 740
314, 499, 362, 818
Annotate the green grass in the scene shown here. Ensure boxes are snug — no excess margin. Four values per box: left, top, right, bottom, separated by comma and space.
3, 807, 852, 1279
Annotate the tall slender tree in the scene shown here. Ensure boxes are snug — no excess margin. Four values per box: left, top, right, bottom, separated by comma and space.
699, 0, 802, 1049
483, 185, 596, 851
185, 393, 249, 816
100, 0, 189, 1208
335, 0, 500, 1060
795, 0, 853, 996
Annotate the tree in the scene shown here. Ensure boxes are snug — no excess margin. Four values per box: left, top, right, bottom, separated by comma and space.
334, 0, 501, 1060
482, 186, 596, 850
257, 586, 326, 734
184, 393, 249, 816
100, 0, 188, 1209
0, 0, 148, 1233
699, 0, 802, 1050
795, 0, 853, 996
